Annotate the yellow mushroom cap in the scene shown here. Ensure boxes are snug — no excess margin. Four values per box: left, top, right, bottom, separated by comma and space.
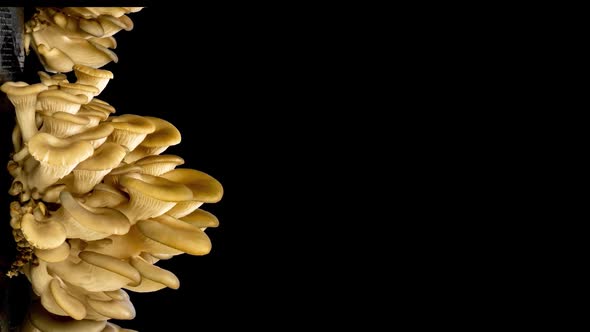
108, 114, 155, 134
60, 191, 130, 235
140, 117, 181, 148
78, 251, 140, 285
28, 133, 94, 166
21, 213, 66, 250
137, 215, 212, 255
27, 301, 107, 332
120, 173, 193, 202
180, 209, 220, 229
37, 89, 88, 106
0, 81, 48, 97
73, 64, 114, 79
161, 168, 224, 203
76, 142, 126, 171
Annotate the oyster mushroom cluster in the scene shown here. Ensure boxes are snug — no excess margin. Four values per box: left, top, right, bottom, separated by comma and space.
1, 64, 223, 327
25, 7, 143, 73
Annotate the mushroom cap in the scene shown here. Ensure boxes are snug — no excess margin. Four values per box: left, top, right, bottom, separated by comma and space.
129, 256, 180, 289
78, 251, 140, 285
136, 215, 212, 255
38, 71, 68, 86
60, 191, 130, 235
119, 173, 193, 202
0, 81, 48, 96
29, 133, 94, 166
180, 209, 220, 229
133, 154, 185, 176
37, 89, 88, 105
21, 213, 66, 250
140, 117, 181, 148
58, 82, 99, 100
28, 301, 107, 332
73, 64, 114, 79
77, 107, 109, 121
84, 183, 128, 208
108, 114, 155, 134
68, 123, 114, 141
86, 298, 136, 320
42, 111, 90, 126
161, 168, 224, 203
35, 241, 71, 263
48, 278, 87, 320
76, 142, 127, 171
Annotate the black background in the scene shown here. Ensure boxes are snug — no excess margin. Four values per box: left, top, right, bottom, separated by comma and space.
1, 5, 314, 330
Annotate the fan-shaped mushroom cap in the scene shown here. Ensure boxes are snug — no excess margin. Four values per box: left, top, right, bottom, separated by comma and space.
58, 82, 99, 102
37, 89, 87, 114
38, 71, 68, 86
27, 133, 94, 192
124, 255, 180, 292
21, 213, 66, 249
1, 81, 48, 142
102, 163, 140, 187
124, 117, 181, 162
40, 111, 90, 138
137, 214, 212, 256
47, 278, 87, 320
77, 107, 109, 127
106, 114, 155, 151
86, 298, 136, 320
35, 241, 71, 263
133, 155, 185, 176
47, 251, 140, 292
117, 173, 193, 223
83, 183, 128, 208
26, 301, 107, 332
31, 25, 119, 72
58, 191, 130, 240
63, 142, 127, 194
73, 64, 113, 94
68, 123, 114, 148
36, 43, 76, 73
180, 209, 220, 230
96, 15, 133, 37
160, 168, 223, 217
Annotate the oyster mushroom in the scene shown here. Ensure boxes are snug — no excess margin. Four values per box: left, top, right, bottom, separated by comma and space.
180, 208, 220, 231
0, 81, 48, 142
47, 251, 140, 292
83, 183, 128, 208
36, 44, 76, 73
160, 168, 224, 218
123, 117, 181, 162
116, 173, 193, 223
39, 111, 90, 138
68, 123, 114, 148
102, 163, 141, 187
55, 191, 130, 241
63, 142, 127, 194
21, 213, 66, 250
36, 89, 88, 114
136, 214, 212, 256
73, 64, 114, 94
58, 82, 99, 102
133, 154, 185, 176
38, 71, 68, 86
27, 133, 94, 192
124, 255, 180, 292
25, 301, 107, 332
35, 241, 71, 263
106, 114, 155, 151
